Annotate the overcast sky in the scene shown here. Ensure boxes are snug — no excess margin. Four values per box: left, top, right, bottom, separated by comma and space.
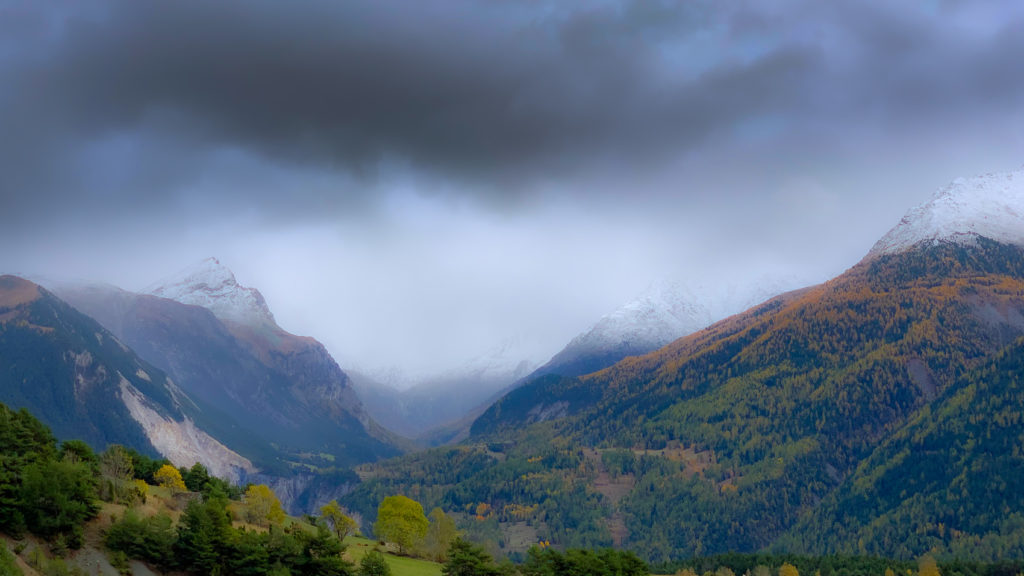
2, 0, 1023, 380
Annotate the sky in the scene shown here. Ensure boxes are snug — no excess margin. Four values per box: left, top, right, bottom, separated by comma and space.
2, 0, 1024, 381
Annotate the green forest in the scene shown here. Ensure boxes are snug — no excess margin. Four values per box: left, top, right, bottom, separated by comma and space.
342, 242, 1024, 563
9, 399, 1022, 576
0, 401, 651, 576
5, 243, 1024, 573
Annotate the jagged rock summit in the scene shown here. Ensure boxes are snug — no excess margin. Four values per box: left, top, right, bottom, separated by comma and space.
147, 257, 276, 327
869, 168, 1024, 258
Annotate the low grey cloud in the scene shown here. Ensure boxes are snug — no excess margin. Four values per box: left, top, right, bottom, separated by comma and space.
3, 0, 1024, 376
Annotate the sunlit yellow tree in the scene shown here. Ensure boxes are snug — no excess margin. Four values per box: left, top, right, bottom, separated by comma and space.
919, 556, 940, 576
245, 484, 286, 527
779, 563, 799, 576
374, 495, 428, 555
321, 499, 359, 540
154, 464, 186, 493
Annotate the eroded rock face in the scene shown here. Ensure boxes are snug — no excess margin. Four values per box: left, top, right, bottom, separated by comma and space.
259, 470, 359, 516
119, 376, 255, 483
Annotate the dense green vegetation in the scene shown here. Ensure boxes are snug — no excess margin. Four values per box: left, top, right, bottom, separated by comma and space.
0, 545, 19, 576
6, 241, 1024, 568
0, 399, 350, 574
0, 282, 175, 455
0, 399, 642, 576
107, 495, 352, 575
344, 426, 613, 555
779, 338, 1024, 558
344, 241, 1024, 562
5, 392, 1024, 576
0, 403, 99, 549
655, 552, 1024, 576
519, 545, 648, 576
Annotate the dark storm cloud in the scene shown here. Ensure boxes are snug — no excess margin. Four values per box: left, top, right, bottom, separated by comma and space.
1, 0, 1023, 223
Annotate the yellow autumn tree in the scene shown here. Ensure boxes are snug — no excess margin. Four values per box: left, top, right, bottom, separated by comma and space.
779, 563, 799, 576
245, 484, 286, 527
374, 495, 429, 555
919, 556, 940, 576
133, 479, 149, 502
320, 499, 359, 540
154, 464, 186, 493
423, 507, 459, 562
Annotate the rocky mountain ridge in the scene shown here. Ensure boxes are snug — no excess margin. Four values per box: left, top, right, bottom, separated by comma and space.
0, 275, 253, 482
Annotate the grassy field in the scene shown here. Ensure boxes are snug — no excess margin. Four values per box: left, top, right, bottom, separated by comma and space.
344, 536, 443, 576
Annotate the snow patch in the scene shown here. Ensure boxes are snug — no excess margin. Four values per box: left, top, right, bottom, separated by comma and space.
869, 168, 1024, 258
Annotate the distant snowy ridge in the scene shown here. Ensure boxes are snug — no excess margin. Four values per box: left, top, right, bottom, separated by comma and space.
561, 275, 805, 359
435, 335, 539, 383
350, 335, 541, 392
869, 168, 1024, 258
566, 280, 711, 354
146, 257, 277, 327
348, 336, 541, 438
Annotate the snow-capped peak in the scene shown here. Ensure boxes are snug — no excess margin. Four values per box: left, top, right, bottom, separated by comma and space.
145, 257, 277, 327
567, 280, 712, 354
868, 168, 1024, 258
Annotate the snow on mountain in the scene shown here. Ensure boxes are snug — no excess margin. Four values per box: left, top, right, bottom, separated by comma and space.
439, 335, 539, 383
564, 280, 711, 356
146, 257, 277, 327
705, 274, 808, 320
869, 168, 1024, 258
558, 276, 806, 359
537, 274, 808, 379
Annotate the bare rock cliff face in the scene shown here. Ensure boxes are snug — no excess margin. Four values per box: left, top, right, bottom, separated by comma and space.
118, 377, 255, 483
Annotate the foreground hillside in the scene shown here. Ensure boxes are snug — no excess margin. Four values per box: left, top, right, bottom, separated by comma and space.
1, 399, 1019, 576
343, 237, 1024, 562
0, 399, 434, 576
0, 401, 654, 576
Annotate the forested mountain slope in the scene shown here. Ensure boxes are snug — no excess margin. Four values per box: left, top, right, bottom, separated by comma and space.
779, 335, 1024, 559
345, 235, 1024, 562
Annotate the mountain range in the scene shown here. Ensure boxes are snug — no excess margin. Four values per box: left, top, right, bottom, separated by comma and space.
341, 168, 1024, 562
2, 259, 405, 513
355, 277, 803, 444
3, 167, 1024, 563
47, 258, 401, 471
0, 275, 254, 482
348, 337, 539, 440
